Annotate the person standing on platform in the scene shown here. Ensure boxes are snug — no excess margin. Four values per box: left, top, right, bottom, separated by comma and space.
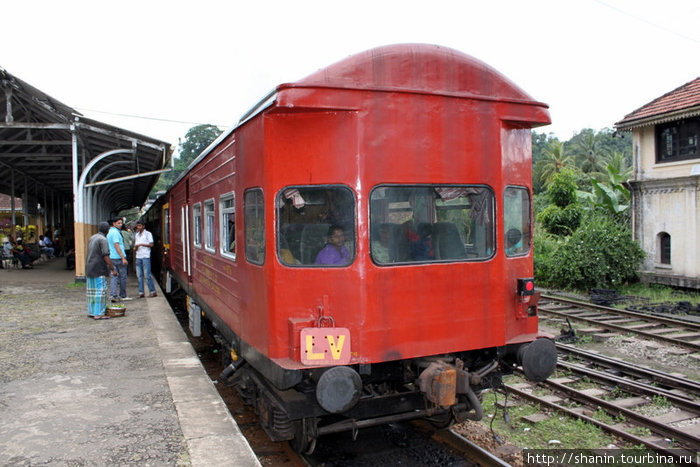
86, 222, 118, 319
121, 219, 134, 272
107, 218, 132, 302
133, 219, 157, 298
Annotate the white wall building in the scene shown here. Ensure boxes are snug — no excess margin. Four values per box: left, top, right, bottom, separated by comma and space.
615, 77, 700, 289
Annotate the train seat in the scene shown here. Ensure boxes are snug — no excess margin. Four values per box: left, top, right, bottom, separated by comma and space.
300, 223, 331, 264
281, 223, 305, 262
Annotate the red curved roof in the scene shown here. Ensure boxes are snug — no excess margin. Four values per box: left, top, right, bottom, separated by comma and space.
285, 44, 547, 107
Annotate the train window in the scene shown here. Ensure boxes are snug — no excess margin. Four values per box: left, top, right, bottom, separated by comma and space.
244, 188, 265, 265
369, 185, 495, 265
204, 199, 215, 252
163, 207, 170, 245
192, 203, 202, 248
276, 186, 355, 267
504, 187, 531, 257
220, 194, 236, 260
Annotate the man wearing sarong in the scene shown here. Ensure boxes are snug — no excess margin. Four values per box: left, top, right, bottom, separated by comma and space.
86, 222, 117, 319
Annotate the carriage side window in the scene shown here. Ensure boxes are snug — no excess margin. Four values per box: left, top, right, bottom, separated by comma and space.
220, 193, 236, 260
504, 186, 531, 257
192, 203, 202, 248
277, 185, 355, 267
163, 206, 170, 246
244, 188, 265, 265
204, 199, 215, 252
369, 185, 494, 265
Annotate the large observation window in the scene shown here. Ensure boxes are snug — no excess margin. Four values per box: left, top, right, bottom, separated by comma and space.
277, 185, 355, 267
369, 185, 495, 265
504, 186, 531, 256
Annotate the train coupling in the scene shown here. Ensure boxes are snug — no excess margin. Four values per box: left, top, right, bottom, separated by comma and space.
417, 359, 485, 420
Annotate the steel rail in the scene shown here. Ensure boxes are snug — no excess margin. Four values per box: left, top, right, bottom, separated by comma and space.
539, 303, 700, 352
541, 378, 699, 448
437, 429, 512, 467
556, 343, 700, 395
506, 385, 696, 463
556, 361, 700, 412
541, 294, 700, 329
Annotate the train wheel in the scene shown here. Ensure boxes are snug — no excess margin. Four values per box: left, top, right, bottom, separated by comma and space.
290, 418, 317, 455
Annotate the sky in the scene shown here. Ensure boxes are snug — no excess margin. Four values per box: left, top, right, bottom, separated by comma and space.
3, 0, 699, 156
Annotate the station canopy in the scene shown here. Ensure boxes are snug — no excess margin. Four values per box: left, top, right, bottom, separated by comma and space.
0, 67, 172, 223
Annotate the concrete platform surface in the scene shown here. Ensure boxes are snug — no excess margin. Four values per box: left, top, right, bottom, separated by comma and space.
0, 258, 260, 466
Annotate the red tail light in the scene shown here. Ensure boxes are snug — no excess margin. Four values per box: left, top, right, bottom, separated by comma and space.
517, 278, 535, 296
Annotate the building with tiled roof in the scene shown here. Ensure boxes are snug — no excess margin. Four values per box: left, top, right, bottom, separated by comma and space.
615, 77, 700, 289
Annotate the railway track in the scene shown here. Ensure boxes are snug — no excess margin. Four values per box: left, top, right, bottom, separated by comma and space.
539, 294, 700, 352
507, 344, 699, 462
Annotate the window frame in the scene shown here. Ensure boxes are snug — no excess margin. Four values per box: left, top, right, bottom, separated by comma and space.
276, 184, 357, 268
220, 193, 236, 261
163, 206, 170, 246
656, 117, 700, 164
658, 232, 671, 265
192, 202, 202, 248
369, 184, 496, 266
244, 188, 265, 265
503, 185, 532, 257
204, 198, 216, 253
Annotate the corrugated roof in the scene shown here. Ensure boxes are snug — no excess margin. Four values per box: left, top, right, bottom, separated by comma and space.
0, 67, 173, 216
615, 76, 700, 129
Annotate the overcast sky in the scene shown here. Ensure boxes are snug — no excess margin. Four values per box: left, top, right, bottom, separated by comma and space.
3, 0, 699, 154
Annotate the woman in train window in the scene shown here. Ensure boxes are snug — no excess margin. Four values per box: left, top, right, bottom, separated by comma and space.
314, 225, 350, 265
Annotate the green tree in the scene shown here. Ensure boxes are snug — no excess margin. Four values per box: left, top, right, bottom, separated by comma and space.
534, 140, 575, 187
152, 124, 223, 195
536, 211, 644, 289
537, 168, 583, 236
577, 164, 631, 221
532, 132, 561, 193
569, 129, 610, 174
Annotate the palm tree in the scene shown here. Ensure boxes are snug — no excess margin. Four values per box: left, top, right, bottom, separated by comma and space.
535, 140, 575, 186
607, 151, 632, 181
570, 130, 610, 174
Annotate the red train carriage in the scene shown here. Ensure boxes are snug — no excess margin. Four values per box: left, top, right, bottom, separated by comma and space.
152, 44, 556, 451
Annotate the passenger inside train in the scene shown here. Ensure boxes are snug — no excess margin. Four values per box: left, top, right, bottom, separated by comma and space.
369, 186, 494, 264
277, 186, 356, 266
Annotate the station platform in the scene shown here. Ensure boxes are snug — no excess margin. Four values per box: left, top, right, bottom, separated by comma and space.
0, 257, 261, 466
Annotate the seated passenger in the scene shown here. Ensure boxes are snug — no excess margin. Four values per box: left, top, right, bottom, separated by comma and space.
505, 228, 523, 255
13, 238, 33, 269
314, 225, 350, 266
39, 235, 55, 258
409, 223, 434, 260
371, 224, 391, 263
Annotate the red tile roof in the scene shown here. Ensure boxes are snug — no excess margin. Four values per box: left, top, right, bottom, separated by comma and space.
0, 194, 22, 210
615, 76, 700, 128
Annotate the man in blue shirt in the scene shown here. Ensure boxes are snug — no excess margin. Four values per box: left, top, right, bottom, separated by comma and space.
107, 218, 132, 301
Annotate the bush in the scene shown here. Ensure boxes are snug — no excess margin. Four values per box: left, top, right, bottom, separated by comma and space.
535, 212, 644, 290
537, 204, 583, 236
547, 169, 578, 207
